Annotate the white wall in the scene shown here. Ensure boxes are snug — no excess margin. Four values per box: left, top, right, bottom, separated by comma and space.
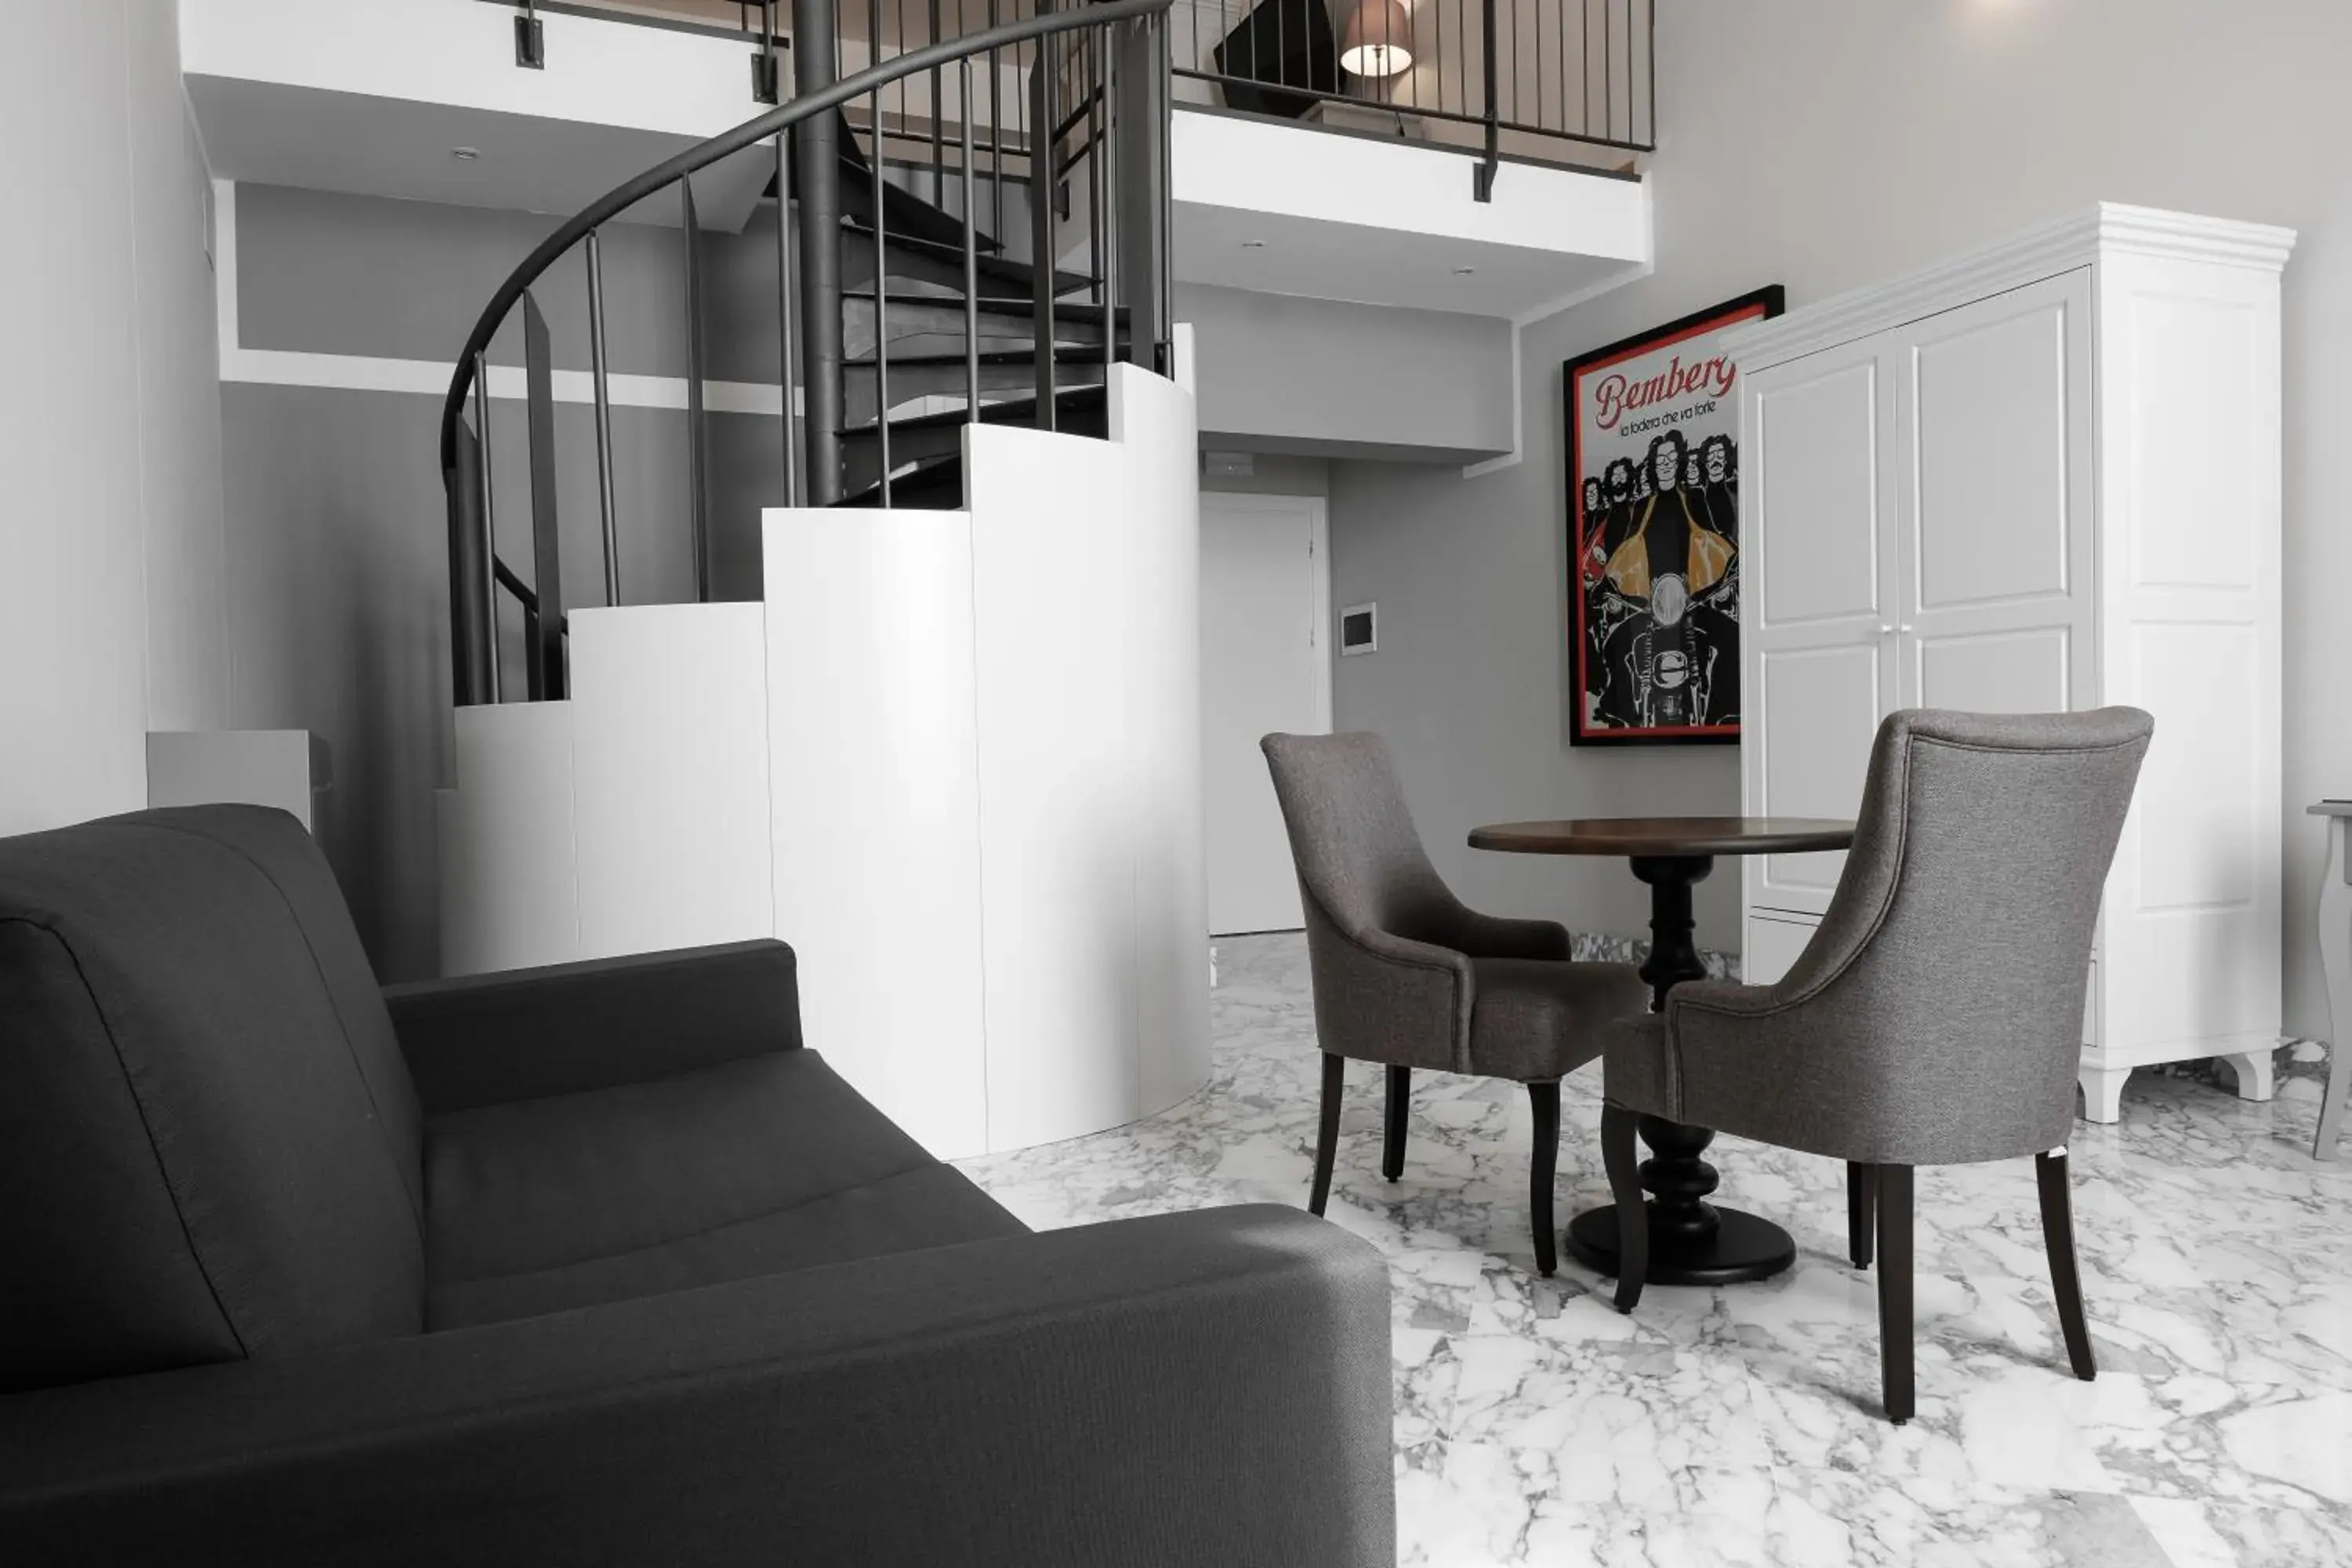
1179, 283, 1517, 461
1, 0, 227, 836
759, 365, 1209, 1158
1329, 0, 2352, 1038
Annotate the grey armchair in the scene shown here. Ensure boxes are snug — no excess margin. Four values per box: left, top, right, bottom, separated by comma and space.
1261, 733, 1647, 1274
0, 806, 1396, 1566
1602, 708, 2153, 1423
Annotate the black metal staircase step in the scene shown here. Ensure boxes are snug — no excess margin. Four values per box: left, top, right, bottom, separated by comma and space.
788, 107, 1009, 256
842, 343, 1120, 369
842, 354, 1106, 430
838, 385, 1109, 497
838, 379, 1109, 440
842, 218, 1094, 301
843, 294, 1126, 361
836, 452, 967, 510
833, 108, 1006, 258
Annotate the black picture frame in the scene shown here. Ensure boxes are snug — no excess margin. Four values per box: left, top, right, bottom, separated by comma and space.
1563, 285, 1784, 747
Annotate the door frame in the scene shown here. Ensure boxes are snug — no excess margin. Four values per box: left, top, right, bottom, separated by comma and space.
1199, 489, 1334, 735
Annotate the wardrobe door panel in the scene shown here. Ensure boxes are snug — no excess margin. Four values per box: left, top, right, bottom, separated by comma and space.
1897, 269, 2096, 713
1753, 642, 1883, 906
1912, 626, 2071, 715
1741, 338, 1900, 917
1755, 360, 1884, 629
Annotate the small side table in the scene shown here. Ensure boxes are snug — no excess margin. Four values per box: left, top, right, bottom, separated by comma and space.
1468, 815, 1856, 1284
2310, 802, 2352, 1160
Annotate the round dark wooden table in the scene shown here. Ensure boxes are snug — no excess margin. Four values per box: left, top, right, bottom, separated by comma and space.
1468, 816, 1856, 1287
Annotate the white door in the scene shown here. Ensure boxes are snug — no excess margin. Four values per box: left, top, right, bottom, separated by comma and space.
1740, 333, 1902, 920
1200, 493, 1329, 935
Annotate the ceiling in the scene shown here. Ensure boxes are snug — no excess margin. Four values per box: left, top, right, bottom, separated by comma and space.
188, 74, 776, 232
1174, 196, 1642, 319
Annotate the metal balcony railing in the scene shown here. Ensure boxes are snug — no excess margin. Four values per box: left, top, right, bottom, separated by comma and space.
1170, 0, 1653, 194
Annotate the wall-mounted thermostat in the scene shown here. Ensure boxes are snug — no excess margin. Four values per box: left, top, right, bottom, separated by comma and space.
1338, 602, 1377, 656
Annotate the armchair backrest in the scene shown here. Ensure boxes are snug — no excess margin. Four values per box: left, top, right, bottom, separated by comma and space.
0, 808, 425, 1392
1258, 732, 1461, 947
1765, 707, 2152, 1161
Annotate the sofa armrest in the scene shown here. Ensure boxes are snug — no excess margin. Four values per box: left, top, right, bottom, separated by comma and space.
385, 940, 800, 1113
0, 1206, 1394, 1568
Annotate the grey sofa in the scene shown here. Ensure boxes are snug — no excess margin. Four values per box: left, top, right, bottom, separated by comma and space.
0, 806, 1395, 1566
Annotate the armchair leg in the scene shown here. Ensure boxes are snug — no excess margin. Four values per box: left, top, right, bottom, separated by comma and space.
1308, 1053, 1345, 1216
1601, 1102, 1646, 1312
1383, 1065, 1411, 1181
2035, 1149, 2097, 1381
1848, 1161, 1875, 1269
1528, 1080, 1560, 1276
1876, 1163, 1915, 1424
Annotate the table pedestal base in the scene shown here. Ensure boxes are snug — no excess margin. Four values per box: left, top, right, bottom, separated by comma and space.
1566, 853, 1798, 1287
1563, 1203, 1796, 1286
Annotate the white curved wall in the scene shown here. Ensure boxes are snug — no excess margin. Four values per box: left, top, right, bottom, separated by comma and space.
440, 363, 1207, 1158
766, 362, 1208, 1157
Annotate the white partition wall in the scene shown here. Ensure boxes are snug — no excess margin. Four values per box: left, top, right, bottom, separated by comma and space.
764, 509, 989, 1160
760, 362, 1210, 1157
439, 702, 579, 978
568, 604, 775, 962
1112, 367, 1214, 1122
443, 365, 1210, 1153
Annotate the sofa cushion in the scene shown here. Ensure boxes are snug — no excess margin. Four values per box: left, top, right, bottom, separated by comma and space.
0, 808, 426, 1392
425, 1049, 1026, 1329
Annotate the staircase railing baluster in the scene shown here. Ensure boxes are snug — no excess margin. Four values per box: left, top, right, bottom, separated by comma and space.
444, 358, 499, 706
1102, 34, 1116, 385
521, 292, 565, 700
682, 182, 713, 596
930, 0, 946, 209
793, 0, 843, 506
1087, 31, 1103, 311
584, 229, 622, 607
475, 359, 501, 703
776, 128, 800, 506
872, 0, 893, 506
963, 56, 981, 449
1029, 0, 1058, 428
1156, 11, 1172, 372
989, 0, 1003, 245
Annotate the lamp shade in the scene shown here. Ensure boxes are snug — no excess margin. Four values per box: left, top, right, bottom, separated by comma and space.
1338, 0, 1413, 77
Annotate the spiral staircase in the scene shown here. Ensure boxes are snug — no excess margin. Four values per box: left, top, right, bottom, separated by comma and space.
433, 1, 1207, 1160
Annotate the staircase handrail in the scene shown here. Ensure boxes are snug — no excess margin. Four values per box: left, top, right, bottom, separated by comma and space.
437, 0, 1174, 477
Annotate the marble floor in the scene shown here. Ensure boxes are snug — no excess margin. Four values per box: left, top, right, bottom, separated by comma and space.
955, 934, 2352, 1568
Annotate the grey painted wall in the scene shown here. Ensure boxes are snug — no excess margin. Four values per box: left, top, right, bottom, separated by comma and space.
1329, 0, 2352, 1037
222, 183, 797, 977
220, 378, 782, 982
1200, 452, 1329, 498
1178, 283, 1514, 462
2, 0, 227, 836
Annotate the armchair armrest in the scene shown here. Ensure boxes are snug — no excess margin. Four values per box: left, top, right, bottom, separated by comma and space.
0, 1207, 1393, 1568
1444, 909, 1572, 962
386, 940, 800, 1113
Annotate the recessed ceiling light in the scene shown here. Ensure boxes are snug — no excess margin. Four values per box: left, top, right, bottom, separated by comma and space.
1452, 265, 1477, 275
452, 147, 482, 162
1241, 239, 1267, 249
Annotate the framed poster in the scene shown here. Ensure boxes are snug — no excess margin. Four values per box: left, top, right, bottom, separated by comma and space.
1564, 285, 1783, 746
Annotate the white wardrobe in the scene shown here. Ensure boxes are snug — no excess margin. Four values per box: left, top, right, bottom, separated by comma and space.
1721, 204, 2295, 1123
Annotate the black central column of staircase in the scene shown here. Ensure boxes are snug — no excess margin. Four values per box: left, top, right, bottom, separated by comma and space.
793, 0, 846, 506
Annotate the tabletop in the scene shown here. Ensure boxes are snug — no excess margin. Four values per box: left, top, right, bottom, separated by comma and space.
1467, 815, 1857, 858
